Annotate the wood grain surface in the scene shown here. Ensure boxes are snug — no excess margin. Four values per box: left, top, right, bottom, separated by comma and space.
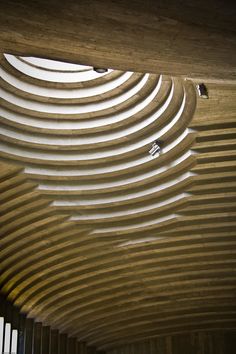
0, 51, 235, 353
0, 0, 236, 79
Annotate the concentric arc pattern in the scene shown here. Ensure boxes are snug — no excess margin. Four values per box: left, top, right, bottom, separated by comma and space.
0, 53, 235, 351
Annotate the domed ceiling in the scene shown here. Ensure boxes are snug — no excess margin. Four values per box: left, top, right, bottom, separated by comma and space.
0, 53, 236, 351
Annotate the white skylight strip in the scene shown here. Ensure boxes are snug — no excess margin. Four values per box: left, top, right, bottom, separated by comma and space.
3, 323, 11, 353
0, 139, 128, 160
0, 83, 183, 160
0, 122, 180, 161
0, 317, 3, 354
5, 54, 111, 82
0, 111, 188, 177
52, 172, 193, 205
20, 56, 91, 71
11, 329, 18, 354
0, 68, 133, 98
0, 77, 161, 129
0, 79, 175, 146
0, 74, 149, 114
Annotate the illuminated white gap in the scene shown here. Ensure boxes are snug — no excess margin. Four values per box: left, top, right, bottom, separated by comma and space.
0, 80, 167, 145
0, 121, 179, 160
30, 147, 193, 179
118, 237, 166, 247
0, 76, 161, 129
0, 87, 184, 160
3, 323, 11, 353
69, 193, 189, 220
0, 140, 148, 160
0, 317, 3, 354
53, 172, 193, 205
11, 329, 18, 354
0, 138, 153, 161
0, 77, 172, 146
5, 54, 111, 82
0, 68, 133, 98
162, 127, 192, 154
0, 74, 149, 114
90, 214, 177, 233
20, 56, 91, 71
0, 84, 181, 160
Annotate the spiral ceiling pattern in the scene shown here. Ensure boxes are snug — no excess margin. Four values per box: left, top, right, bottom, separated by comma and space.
0, 53, 236, 351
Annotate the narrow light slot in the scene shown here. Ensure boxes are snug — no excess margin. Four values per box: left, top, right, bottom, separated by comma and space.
11, 329, 18, 354
0, 317, 4, 354
4, 323, 11, 353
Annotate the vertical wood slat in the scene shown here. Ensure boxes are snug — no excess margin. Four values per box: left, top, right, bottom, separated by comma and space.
42, 325, 50, 354
198, 332, 205, 354
213, 332, 224, 354
34, 322, 42, 354
0, 298, 6, 318
83, 342, 88, 354
68, 337, 77, 354
155, 337, 167, 354
6, 298, 13, 325
149, 338, 156, 354
18, 315, 26, 354
51, 329, 59, 354
172, 334, 193, 354
87, 346, 97, 354
78, 342, 87, 354
59, 333, 67, 354
224, 332, 236, 354
11, 306, 19, 333
25, 318, 34, 354
77, 342, 83, 354
76, 341, 81, 354
166, 335, 172, 354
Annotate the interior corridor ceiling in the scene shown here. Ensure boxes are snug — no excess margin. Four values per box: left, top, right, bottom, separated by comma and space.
0, 53, 236, 351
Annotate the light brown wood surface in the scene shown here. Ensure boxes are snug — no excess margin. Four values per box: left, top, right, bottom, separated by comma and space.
0, 0, 236, 79
0, 50, 235, 353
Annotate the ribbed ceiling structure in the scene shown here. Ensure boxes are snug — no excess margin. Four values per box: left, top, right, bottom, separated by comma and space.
0, 53, 236, 351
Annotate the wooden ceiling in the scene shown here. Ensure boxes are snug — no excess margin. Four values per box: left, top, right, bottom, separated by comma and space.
0, 52, 236, 352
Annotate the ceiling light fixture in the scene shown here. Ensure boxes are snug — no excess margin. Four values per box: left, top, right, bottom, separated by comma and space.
149, 141, 161, 157
93, 67, 108, 73
196, 83, 209, 99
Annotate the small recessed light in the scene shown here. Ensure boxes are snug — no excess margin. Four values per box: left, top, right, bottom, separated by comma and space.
196, 83, 209, 99
149, 141, 161, 156
93, 67, 108, 73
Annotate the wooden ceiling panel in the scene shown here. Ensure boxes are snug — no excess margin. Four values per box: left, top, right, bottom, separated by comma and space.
0, 53, 235, 351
